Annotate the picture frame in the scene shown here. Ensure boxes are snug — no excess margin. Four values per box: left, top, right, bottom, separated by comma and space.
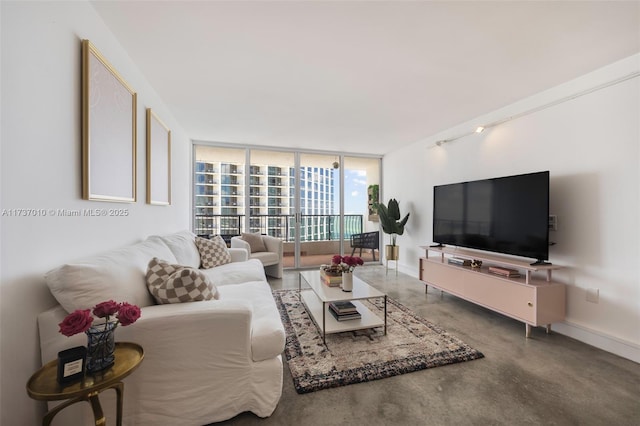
146, 108, 172, 205
82, 39, 137, 202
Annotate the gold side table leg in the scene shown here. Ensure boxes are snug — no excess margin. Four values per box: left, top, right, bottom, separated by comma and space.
42, 395, 86, 426
113, 382, 124, 426
87, 390, 106, 426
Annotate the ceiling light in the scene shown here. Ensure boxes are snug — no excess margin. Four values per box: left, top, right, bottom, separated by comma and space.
428, 70, 640, 150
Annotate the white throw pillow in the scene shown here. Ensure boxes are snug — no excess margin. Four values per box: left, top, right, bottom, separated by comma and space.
46, 238, 177, 312
195, 236, 231, 269
146, 258, 219, 304
152, 231, 201, 269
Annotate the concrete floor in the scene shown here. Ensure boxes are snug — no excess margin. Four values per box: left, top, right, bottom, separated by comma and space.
215, 265, 640, 426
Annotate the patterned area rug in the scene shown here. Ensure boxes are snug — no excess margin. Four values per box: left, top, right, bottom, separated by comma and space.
273, 289, 484, 394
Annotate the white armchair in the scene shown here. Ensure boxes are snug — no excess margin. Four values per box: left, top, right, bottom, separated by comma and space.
231, 234, 284, 279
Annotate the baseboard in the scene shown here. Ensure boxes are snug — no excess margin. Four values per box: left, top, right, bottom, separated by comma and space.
553, 321, 640, 364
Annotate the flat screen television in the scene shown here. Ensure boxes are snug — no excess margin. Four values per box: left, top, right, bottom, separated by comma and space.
433, 171, 550, 263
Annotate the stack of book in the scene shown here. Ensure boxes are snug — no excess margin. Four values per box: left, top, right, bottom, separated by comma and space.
320, 269, 342, 287
448, 257, 471, 266
488, 266, 521, 278
328, 301, 361, 321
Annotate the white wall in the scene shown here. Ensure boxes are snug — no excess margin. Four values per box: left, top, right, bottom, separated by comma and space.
383, 54, 640, 362
0, 2, 191, 424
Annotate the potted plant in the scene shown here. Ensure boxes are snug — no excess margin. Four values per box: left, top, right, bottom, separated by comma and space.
376, 198, 410, 260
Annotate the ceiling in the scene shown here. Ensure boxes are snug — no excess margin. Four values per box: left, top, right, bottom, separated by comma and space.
91, 1, 640, 155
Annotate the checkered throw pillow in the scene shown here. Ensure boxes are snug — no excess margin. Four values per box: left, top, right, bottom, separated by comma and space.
146, 258, 219, 304
195, 235, 231, 269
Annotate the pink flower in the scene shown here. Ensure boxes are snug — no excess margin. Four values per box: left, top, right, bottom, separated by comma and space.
93, 300, 121, 319
343, 256, 363, 267
329, 254, 363, 272
58, 309, 93, 337
117, 302, 141, 326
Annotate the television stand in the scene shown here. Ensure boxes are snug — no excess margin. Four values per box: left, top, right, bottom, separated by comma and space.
530, 260, 552, 266
419, 246, 565, 338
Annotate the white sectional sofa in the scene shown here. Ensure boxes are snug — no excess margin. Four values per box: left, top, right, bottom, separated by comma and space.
38, 230, 285, 425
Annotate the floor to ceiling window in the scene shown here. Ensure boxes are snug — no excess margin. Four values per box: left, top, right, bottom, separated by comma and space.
193, 144, 381, 268
194, 146, 246, 242
341, 156, 382, 262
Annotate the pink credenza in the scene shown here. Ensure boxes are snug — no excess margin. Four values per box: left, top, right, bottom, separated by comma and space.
419, 246, 565, 337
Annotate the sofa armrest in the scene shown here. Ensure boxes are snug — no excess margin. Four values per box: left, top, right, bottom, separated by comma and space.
228, 248, 248, 262
117, 301, 253, 361
38, 301, 254, 366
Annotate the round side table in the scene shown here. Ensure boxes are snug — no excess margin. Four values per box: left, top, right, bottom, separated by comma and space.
27, 342, 144, 426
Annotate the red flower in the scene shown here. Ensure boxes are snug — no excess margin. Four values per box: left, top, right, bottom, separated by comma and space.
331, 254, 343, 265
58, 309, 93, 337
117, 302, 141, 326
93, 300, 121, 319
58, 300, 142, 338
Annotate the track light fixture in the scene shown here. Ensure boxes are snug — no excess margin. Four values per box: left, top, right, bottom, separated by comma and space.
429, 70, 639, 149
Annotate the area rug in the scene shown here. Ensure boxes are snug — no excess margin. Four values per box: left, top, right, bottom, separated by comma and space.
273, 289, 484, 394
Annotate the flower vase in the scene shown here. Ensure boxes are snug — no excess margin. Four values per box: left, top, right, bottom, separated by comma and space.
86, 322, 116, 373
341, 271, 353, 292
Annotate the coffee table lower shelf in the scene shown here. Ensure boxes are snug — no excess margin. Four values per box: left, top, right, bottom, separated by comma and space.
300, 289, 385, 342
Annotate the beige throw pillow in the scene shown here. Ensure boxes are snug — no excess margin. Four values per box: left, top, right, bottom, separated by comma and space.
146, 258, 219, 304
195, 235, 231, 268
241, 232, 267, 253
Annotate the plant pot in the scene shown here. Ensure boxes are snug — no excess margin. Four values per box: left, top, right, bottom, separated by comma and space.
385, 245, 399, 260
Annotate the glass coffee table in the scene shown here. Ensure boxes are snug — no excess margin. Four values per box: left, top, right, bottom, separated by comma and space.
298, 270, 387, 343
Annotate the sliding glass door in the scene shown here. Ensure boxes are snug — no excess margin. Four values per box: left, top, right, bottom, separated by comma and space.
193, 144, 381, 270
342, 156, 381, 262
296, 153, 341, 268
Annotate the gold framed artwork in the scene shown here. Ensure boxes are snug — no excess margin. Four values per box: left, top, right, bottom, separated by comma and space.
82, 39, 137, 202
146, 109, 172, 205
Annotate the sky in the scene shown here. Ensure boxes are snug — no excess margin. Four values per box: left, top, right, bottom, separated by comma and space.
341, 168, 368, 215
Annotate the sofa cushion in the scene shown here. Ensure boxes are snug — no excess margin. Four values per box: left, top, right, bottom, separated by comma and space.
249, 251, 280, 267
217, 281, 285, 362
146, 258, 218, 304
200, 258, 267, 286
195, 236, 231, 269
241, 233, 267, 253
46, 238, 177, 313
153, 230, 201, 269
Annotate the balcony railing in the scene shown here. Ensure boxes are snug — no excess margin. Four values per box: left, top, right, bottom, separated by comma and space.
194, 214, 364, 242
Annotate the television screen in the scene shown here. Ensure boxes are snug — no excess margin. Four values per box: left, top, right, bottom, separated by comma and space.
433, 171, 549, 262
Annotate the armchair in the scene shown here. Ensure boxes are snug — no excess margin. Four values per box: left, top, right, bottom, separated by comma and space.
231, 234, 283, 278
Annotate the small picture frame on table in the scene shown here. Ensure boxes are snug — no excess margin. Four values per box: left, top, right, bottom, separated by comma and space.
57, 346, 87, 384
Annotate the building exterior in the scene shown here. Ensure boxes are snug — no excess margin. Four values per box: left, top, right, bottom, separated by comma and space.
195, 160, 338, 241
